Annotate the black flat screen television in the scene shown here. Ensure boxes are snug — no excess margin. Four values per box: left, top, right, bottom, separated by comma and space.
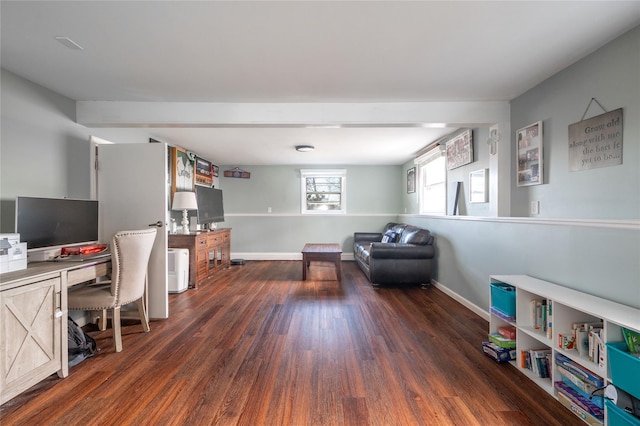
16, 196, 99, 251
195, 186, 225, 226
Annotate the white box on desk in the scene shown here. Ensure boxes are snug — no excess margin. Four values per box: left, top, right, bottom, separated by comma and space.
0, 233, 21, 247
0, 242, 27, 273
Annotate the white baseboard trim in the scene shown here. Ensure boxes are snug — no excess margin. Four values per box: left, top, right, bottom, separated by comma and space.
230, 252, 355, 261
432, 279, 489, 321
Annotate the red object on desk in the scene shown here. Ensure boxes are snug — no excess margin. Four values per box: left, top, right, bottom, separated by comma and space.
60, 244, 108, 256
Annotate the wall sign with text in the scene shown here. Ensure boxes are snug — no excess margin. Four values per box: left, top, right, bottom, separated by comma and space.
568, 108, 623, 172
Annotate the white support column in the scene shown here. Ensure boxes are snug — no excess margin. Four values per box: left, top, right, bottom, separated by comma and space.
488, 120, 511, 217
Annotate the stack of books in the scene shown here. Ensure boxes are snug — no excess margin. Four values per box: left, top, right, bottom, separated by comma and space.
520, 348, 552, 378
529, 298, 552, 338
488, 325, 517, 348
558, 320, 604, 368
482, 325, 517, 362
554, 353, 605, 425
482, 341, 516, 362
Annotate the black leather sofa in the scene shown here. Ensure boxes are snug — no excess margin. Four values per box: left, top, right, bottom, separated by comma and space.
353, 222, 435, 288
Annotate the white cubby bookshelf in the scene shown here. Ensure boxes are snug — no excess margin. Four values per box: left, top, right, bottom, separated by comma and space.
489, 275, 640, 425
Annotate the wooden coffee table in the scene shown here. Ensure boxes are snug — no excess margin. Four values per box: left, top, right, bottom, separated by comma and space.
301, 243, 342, 281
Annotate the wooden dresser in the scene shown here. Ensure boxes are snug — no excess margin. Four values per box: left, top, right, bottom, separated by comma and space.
168, 228, 231, 289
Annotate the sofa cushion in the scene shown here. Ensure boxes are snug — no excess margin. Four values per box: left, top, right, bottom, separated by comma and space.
386, 223, 407, 236
355, 242, 372, 264
398, 225, 433, 245
381, 230, 398, 243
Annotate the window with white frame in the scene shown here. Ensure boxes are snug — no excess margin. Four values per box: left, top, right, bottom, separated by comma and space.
300, 169, 347, 214
415, 147, 447, 215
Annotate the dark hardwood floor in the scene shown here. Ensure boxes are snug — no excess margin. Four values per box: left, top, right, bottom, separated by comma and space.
1, 261, 583, 425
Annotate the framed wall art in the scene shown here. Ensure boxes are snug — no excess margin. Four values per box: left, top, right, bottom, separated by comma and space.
516, 121, 543, 187
224, 167, 250, 179
407, 167, 416, 193
446, 129, 473, 170
195, 157, 213, 187
469, 169, 488, 203
171, 146, 195, 202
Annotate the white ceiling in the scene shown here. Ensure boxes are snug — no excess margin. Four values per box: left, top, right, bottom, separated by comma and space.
2, 1, 639, 165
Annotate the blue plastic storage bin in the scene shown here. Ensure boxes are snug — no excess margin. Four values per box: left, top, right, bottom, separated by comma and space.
608, 342, 640, 399
606, 400, 640, 426
490, 282, 516, 318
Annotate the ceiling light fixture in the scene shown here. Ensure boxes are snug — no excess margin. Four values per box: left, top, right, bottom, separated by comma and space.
295, 145, 315, 152
55, 36, 83, 50
419, 123, 448, 128
305, 124, 341, 129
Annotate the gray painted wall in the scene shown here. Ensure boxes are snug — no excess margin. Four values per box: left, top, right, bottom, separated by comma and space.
401, 26, 639, 310
219, 165, 401, 254
0, 69, 92, 232
510, 25, 639, 219
404, 215, 639, 309
224, 214, 398, 257
220, 165, 401, 215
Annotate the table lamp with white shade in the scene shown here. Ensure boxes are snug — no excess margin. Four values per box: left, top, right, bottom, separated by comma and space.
172, 191, 198, 234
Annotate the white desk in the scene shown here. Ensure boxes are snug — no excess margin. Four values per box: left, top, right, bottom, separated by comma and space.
0, 258, 110, 405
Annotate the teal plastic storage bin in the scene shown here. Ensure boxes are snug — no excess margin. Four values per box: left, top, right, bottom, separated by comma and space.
606, 400, 640, 426
490, 282, 516, 317
608, 342, 640, 399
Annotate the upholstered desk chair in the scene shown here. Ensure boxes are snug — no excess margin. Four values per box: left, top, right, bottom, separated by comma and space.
68, 228, 157, 352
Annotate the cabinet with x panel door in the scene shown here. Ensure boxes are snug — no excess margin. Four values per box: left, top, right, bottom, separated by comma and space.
0, 272, 63, 405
